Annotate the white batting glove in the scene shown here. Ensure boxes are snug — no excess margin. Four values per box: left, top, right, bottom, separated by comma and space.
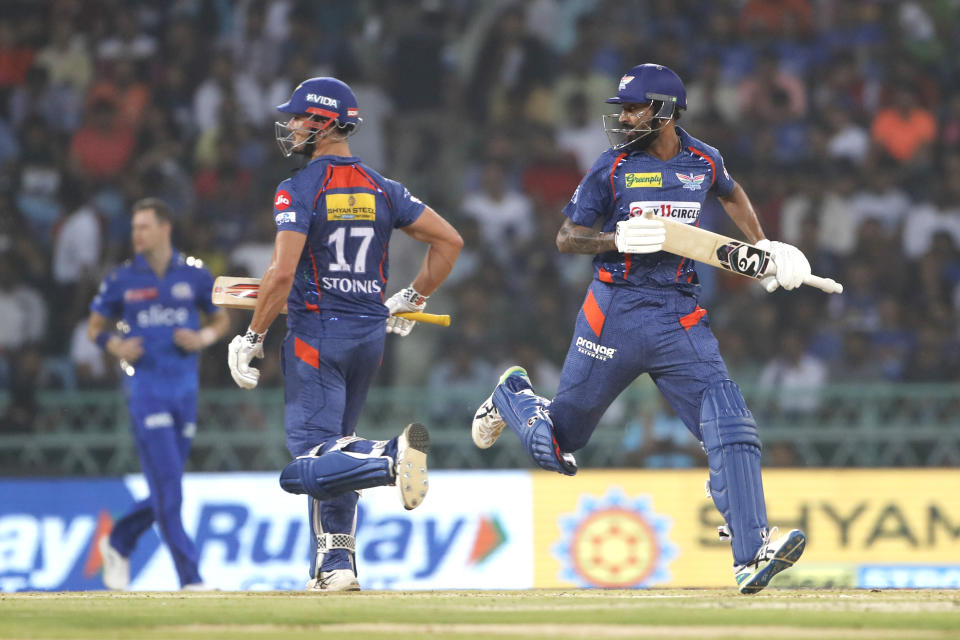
755, 239, 811, 292
228, 328, 265, 389
385, 286, 428, 337
615, 216, 666, 254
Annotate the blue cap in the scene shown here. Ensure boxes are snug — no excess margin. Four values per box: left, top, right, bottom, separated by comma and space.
605, 63, 687, 110
276, 77, 359, 126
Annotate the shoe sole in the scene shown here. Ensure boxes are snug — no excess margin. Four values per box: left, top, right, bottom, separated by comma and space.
739, 530, 806, 594
397, 423, 429, 510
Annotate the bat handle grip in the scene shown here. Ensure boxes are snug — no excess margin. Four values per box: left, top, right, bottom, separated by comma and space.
802, 274, 844, 294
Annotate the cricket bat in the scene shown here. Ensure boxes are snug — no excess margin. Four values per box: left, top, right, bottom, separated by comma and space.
655, 216, 843, 294
211, 276, 452, 326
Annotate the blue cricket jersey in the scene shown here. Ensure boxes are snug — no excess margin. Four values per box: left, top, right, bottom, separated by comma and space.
562, 126, 735, 288
90, 251, 218, 395
270, 154, 425, 338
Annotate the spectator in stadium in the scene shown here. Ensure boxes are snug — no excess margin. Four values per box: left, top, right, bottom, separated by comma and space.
870, 85, 937, 165
88, 198, 230, 591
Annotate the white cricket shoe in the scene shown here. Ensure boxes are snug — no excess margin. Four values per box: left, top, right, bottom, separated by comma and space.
396, 423, 429, 510
182, 582, 214, 591
471, 366, 526, 449
98, 535, 130, 590
735, 527, 806, 594
306, 569, 361, 591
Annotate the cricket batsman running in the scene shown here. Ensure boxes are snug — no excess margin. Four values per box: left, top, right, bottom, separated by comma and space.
473, 63, 808, 593
227, 77, 462, 591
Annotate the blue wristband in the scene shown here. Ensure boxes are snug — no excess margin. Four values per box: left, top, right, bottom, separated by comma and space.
94, 331, 114, 350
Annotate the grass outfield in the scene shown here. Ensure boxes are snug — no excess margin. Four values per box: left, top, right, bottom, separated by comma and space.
1, 589, 959, 640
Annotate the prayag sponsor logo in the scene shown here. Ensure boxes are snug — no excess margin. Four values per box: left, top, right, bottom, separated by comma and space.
326, 193, 376, 221
625, 173, 662, 188
552, 488, 678, 588
320, 277, 383, 294
576, 336, 617, 361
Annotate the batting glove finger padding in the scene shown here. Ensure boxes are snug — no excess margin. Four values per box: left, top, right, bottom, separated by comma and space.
385, 286, 428, 337
757, 239, 811, 291
228, 330, 264, 389
615, 216, 666, 254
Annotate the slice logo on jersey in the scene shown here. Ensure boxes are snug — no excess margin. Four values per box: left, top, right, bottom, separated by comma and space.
275, 211, 296, 225
136, 305, 189, 328
576, 336, 617, 361
274, 190, 293, 210
124, 287, 158, 302
676, 173, 706, 191
625, 173, 662, 188
552, 488, 678, 588
629, 201, 700, 224
326, 193, 376, 221
171, 282, 193, 300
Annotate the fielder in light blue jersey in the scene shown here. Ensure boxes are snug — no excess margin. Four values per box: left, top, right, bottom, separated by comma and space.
473, 64, 809, 594
88, 198, 230, 590
227, 77, 462, 591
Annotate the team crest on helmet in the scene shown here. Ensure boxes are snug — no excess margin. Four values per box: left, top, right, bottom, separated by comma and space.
618, 75, 635, 92
676, 173, 705, 191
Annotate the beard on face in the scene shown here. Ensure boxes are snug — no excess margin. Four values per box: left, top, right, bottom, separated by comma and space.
626, 124, 660, 151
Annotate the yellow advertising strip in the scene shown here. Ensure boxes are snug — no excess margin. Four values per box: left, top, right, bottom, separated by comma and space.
326, 193, 376, 220
532, 469, 960, 588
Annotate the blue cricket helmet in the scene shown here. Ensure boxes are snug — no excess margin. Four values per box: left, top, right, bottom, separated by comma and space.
276, 76, 360, 127
606, 63, 687, 117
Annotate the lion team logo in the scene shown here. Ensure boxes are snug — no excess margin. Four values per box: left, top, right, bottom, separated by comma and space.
676, 172, 705, 191
553, 488, 678, 588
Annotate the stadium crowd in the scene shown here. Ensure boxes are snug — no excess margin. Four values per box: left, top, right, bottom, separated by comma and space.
1, 0, 959, 445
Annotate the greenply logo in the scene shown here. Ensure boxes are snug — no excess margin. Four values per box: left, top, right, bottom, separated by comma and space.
625, 173, 662, 188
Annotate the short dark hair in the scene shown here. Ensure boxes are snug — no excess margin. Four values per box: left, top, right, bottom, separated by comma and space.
132, 197, 173, 224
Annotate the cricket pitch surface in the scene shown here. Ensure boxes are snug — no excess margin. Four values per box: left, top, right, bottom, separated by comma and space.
2, 589, 958, 640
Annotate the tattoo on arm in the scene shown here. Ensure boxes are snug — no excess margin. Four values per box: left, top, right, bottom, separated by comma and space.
556, 218, 616, 254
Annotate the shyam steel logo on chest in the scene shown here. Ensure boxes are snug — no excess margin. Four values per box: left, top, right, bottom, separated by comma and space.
327, 193, 376, 221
